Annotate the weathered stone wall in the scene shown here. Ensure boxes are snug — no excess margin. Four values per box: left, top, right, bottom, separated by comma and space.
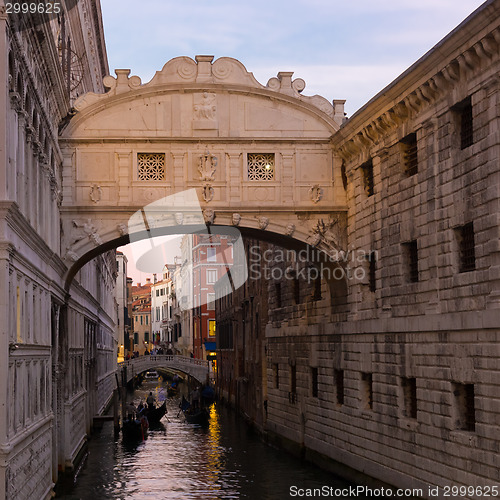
266, 1, 500, 496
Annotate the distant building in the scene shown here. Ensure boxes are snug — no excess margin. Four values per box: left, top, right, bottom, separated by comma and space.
151, 265, 178, 350
192, 234, 233, 361
115, 252, 130, 362
131, 279, 153, 354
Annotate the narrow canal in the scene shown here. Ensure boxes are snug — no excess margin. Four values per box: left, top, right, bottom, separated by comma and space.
56, 376, 365, 499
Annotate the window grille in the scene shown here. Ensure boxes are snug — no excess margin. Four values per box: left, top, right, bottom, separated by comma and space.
458, 222, 475, 272
335, 369, 344, 405
137, 153, 165, 180
247, 153, 275, 180
402, 240, 419, 283
361, 159, 374, 196
402, 377, 417, 419
400, 133, 418, 176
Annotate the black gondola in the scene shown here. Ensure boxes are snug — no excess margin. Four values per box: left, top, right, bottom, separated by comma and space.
122, 416, 148, 441
146, 401, 167, 425
184, 407, 209, 425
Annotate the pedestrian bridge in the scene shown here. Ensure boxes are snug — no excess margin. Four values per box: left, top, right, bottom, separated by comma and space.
117, 355, 212, 384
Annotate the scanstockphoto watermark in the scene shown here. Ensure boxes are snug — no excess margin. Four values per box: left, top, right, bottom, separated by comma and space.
248, 245, 378, 283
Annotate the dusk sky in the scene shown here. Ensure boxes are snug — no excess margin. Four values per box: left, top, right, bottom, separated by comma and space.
106, 0, 486, 283
101, 0, 485, 116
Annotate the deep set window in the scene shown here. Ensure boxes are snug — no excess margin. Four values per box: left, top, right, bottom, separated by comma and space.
400, 133, 418, 176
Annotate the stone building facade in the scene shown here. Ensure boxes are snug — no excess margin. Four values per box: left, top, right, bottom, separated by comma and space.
0, 2, 113, 499
261, 1, 500, 495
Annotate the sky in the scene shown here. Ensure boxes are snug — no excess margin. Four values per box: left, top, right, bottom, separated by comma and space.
100, 0, 486, 117
105, 0, 486, 283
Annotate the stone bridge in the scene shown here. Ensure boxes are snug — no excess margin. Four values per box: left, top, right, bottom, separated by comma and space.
59, 55, 348, 287
117, 355, 212, 384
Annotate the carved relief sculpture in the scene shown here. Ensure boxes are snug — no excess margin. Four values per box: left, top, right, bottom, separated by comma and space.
309, 184, 323, 204
202, 183, 215, 202
90, 184, 102, 203
258, 216, 269, 230
198, 149, 217, 181
232, 213, 241, 226
203, 209, 215, 225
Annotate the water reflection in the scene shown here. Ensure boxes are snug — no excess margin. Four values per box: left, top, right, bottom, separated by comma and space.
57, 377, 363, 500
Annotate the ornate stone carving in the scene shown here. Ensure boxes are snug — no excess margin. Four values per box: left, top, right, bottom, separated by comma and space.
308, 216, 347, 252
258, 216, 269, 230
117, 223, 128, 236
286, 223, 295, 236
232, 213, 241, 226
194, 92, 216, 120
175, 212, 184, 225
65, 249, 79, 262
202, 183, 214, 202
309, 184, 323, 204
89, 184, 102, 204
198, 150, 217, 181
72, 219, 102, 247
137, 153, 166, 181
203, 209, 215, 225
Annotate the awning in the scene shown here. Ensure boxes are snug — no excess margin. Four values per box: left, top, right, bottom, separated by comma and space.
204, 342, 216, 351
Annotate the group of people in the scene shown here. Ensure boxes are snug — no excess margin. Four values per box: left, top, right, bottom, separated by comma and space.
125, 347, 176, 360
126, 391, 162, 420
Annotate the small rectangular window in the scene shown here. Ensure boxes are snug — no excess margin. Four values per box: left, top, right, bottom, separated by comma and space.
400, 133, 418, 176
453, 383, 475, 431
207, 247, 217, 262
368, 252, 376, 292
311, 367, 318, 398
361, 372, 373, 410
457, 222, 475, 272
207, 269, 218, 284
290, 365, 297, 402
453, 97, 473, 150
402, 240, 419, 283
335, 369, 344, 406
293, 277, 301, 304
275, 283, 282, 308
207, 293, 215, 310
312, 276, 322, 301
402, 377, 417, 419
273, 363, 279, 389
361, 159, 374, 197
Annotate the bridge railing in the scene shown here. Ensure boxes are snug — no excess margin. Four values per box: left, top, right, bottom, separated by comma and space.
117, 355, 212, 382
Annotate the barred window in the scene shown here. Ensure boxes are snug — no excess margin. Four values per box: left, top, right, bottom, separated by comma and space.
137, 153, 165, 180
453, 383, 475, 431
335, 369, 344, 406
457, 222, 475, 272
402, 377, 417, 419
452, 97, 473, 150
400, 133, 418, 176
361, 159, 374, 197
248, 153, 275, 181
361, 372, 373, 410
402, 240, 419, 283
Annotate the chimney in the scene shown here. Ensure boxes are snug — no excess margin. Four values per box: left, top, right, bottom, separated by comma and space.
146, 278, 151, 284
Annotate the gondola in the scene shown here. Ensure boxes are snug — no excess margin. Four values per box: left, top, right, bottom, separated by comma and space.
184, 407, 210, 425
146, 401, 167, 425
179, 397, 209, 425
122, 415, 148, 441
